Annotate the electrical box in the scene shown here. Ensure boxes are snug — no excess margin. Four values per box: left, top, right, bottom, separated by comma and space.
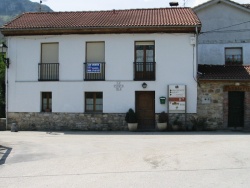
201, 94, 211, 104
190, 37, 195, 45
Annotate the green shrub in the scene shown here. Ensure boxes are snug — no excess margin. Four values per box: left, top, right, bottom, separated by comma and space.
125, 108, 137, 123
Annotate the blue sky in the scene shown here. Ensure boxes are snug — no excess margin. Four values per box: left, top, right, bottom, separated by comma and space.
30, 0, 250, 11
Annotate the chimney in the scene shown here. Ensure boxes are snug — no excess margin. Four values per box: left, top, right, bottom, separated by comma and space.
169, 2, 179, 7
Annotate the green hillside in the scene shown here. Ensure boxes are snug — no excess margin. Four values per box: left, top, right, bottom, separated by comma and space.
0, 0, 53, 40
0, 0, 53, 26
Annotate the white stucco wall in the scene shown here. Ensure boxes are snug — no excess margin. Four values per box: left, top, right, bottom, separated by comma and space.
195, 2, 250, 65
6, 33, 197, 113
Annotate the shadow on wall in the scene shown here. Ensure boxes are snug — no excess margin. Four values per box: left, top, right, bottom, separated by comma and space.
0, 145, 12, 165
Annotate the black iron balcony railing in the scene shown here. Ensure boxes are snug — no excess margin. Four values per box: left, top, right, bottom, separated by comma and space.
134, 62, 156, 81
84, 62, 105, 81
38, 63, 59, 81
225, 55, 242, 65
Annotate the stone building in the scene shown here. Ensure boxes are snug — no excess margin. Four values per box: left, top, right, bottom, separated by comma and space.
194, 0, 250, 130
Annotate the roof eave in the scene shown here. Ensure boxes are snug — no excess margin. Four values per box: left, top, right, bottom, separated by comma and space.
193, 0, 250, 13
1, 25, 201, 36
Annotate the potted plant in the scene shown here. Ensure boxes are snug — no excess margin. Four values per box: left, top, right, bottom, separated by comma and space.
125, 108, 138, 131
172, 116, 182, 131
157, 111, 168, 131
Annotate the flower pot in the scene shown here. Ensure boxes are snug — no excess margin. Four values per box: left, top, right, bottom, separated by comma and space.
157, 122, 167, 131
128, 123, 138, 131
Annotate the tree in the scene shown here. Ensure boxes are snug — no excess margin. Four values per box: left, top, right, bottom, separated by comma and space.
0, 55, 5, 117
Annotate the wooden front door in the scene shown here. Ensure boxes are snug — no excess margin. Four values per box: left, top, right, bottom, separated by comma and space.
228, 91, 244, 127
136, 91, 155, 130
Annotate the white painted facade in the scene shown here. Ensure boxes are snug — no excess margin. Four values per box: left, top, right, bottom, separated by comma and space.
6, 33, 197, 114
194, 0, 250, 65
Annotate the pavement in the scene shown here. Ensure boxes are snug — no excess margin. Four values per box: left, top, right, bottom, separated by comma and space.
0, 131, 250, 188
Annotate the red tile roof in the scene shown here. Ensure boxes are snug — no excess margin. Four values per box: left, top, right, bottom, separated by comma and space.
198, 64, 250, 80
1, 8, 200, 30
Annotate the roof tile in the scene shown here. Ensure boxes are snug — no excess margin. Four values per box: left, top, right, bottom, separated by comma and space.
2, 8, 201, 30
198, 64, 250, 80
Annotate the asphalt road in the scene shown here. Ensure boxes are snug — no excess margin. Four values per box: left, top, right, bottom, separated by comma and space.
0, 131, 250, 188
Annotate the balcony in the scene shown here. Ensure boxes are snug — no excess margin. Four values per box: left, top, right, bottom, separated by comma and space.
38, 63, 59, 81
134, 62, 156, 81
84, 62, 105, 81
225, 55, 242, 65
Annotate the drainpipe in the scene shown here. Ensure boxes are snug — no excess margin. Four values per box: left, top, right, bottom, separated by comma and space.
5, 38, 9, 130
196, 26, 199, 78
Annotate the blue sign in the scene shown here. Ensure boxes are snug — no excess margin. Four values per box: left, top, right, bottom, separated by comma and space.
87, 63, 101, 73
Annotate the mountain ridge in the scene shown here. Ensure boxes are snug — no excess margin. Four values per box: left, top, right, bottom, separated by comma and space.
0, 0, 53, 26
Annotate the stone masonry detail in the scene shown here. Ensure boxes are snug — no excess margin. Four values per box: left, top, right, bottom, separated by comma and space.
198, 81, 250, 130
7, 113, 128, 131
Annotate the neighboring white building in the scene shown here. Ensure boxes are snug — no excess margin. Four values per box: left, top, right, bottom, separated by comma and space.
1, 8, 201, 131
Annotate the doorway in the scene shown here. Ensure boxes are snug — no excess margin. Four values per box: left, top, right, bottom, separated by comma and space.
136, 91, 155, 130
228, 91, 244, 127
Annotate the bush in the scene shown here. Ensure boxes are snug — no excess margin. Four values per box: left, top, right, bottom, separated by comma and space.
190, 115, 207, 131
158, 111, 168, 123
125, 108, 137, 123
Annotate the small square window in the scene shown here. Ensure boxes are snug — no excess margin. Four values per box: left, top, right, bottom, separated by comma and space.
41, 92, 52, 112
85, 92, 103, 112
225, 48, 242, 65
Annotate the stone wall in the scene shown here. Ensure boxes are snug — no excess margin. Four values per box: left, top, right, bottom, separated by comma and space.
198, 81, 250, 130
197, 82, 224, 129
7, 113, 128, 131
7, 112, 197, 131
0, 118, 6, 131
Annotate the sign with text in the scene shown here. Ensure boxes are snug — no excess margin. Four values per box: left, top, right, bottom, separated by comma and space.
87, 63, 101, 73
168, 85, 186, 113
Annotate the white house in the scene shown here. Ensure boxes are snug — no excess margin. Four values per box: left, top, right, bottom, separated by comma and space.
194, 0, 250, 130
1, 8, 201, 131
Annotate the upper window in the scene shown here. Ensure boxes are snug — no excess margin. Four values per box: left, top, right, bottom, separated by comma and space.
41, 43, 59, 63
134, 41, 155, 80
225, 48, 242, 65
86, 42, 105, 63
135, 41, 155, 63
41, 92, 52, 112
85, 92, 103, 112
39, 43, 59, 81
84, 42, 105, 81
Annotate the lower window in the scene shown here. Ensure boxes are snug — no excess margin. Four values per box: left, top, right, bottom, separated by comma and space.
41, 92, 52, 112
85, 92, 103, 112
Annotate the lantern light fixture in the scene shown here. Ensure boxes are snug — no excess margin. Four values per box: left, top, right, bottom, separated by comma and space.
0, 43, 10, 68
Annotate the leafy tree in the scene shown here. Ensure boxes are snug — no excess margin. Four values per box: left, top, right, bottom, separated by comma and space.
0, 54, 5, 117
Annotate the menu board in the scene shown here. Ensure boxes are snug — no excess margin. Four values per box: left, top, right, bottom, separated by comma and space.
168, 85, 186, 113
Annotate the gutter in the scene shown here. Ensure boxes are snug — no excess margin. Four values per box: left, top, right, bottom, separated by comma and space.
1, 25, 201, 36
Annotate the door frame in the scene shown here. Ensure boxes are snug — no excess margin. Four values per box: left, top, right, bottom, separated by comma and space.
228, 91, 244, 128
135, 91, 155, 130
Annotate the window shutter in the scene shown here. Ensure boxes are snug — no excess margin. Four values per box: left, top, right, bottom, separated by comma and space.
41, 43, 59, 63
86, 42, 105, 62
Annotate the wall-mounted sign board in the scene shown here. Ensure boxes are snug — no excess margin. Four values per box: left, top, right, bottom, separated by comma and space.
168, 85, 186, 113
87, 63, 101, 73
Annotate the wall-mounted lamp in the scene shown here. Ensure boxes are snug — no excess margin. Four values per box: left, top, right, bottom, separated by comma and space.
142, 82, 147, 89
0, 43, 10, 68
